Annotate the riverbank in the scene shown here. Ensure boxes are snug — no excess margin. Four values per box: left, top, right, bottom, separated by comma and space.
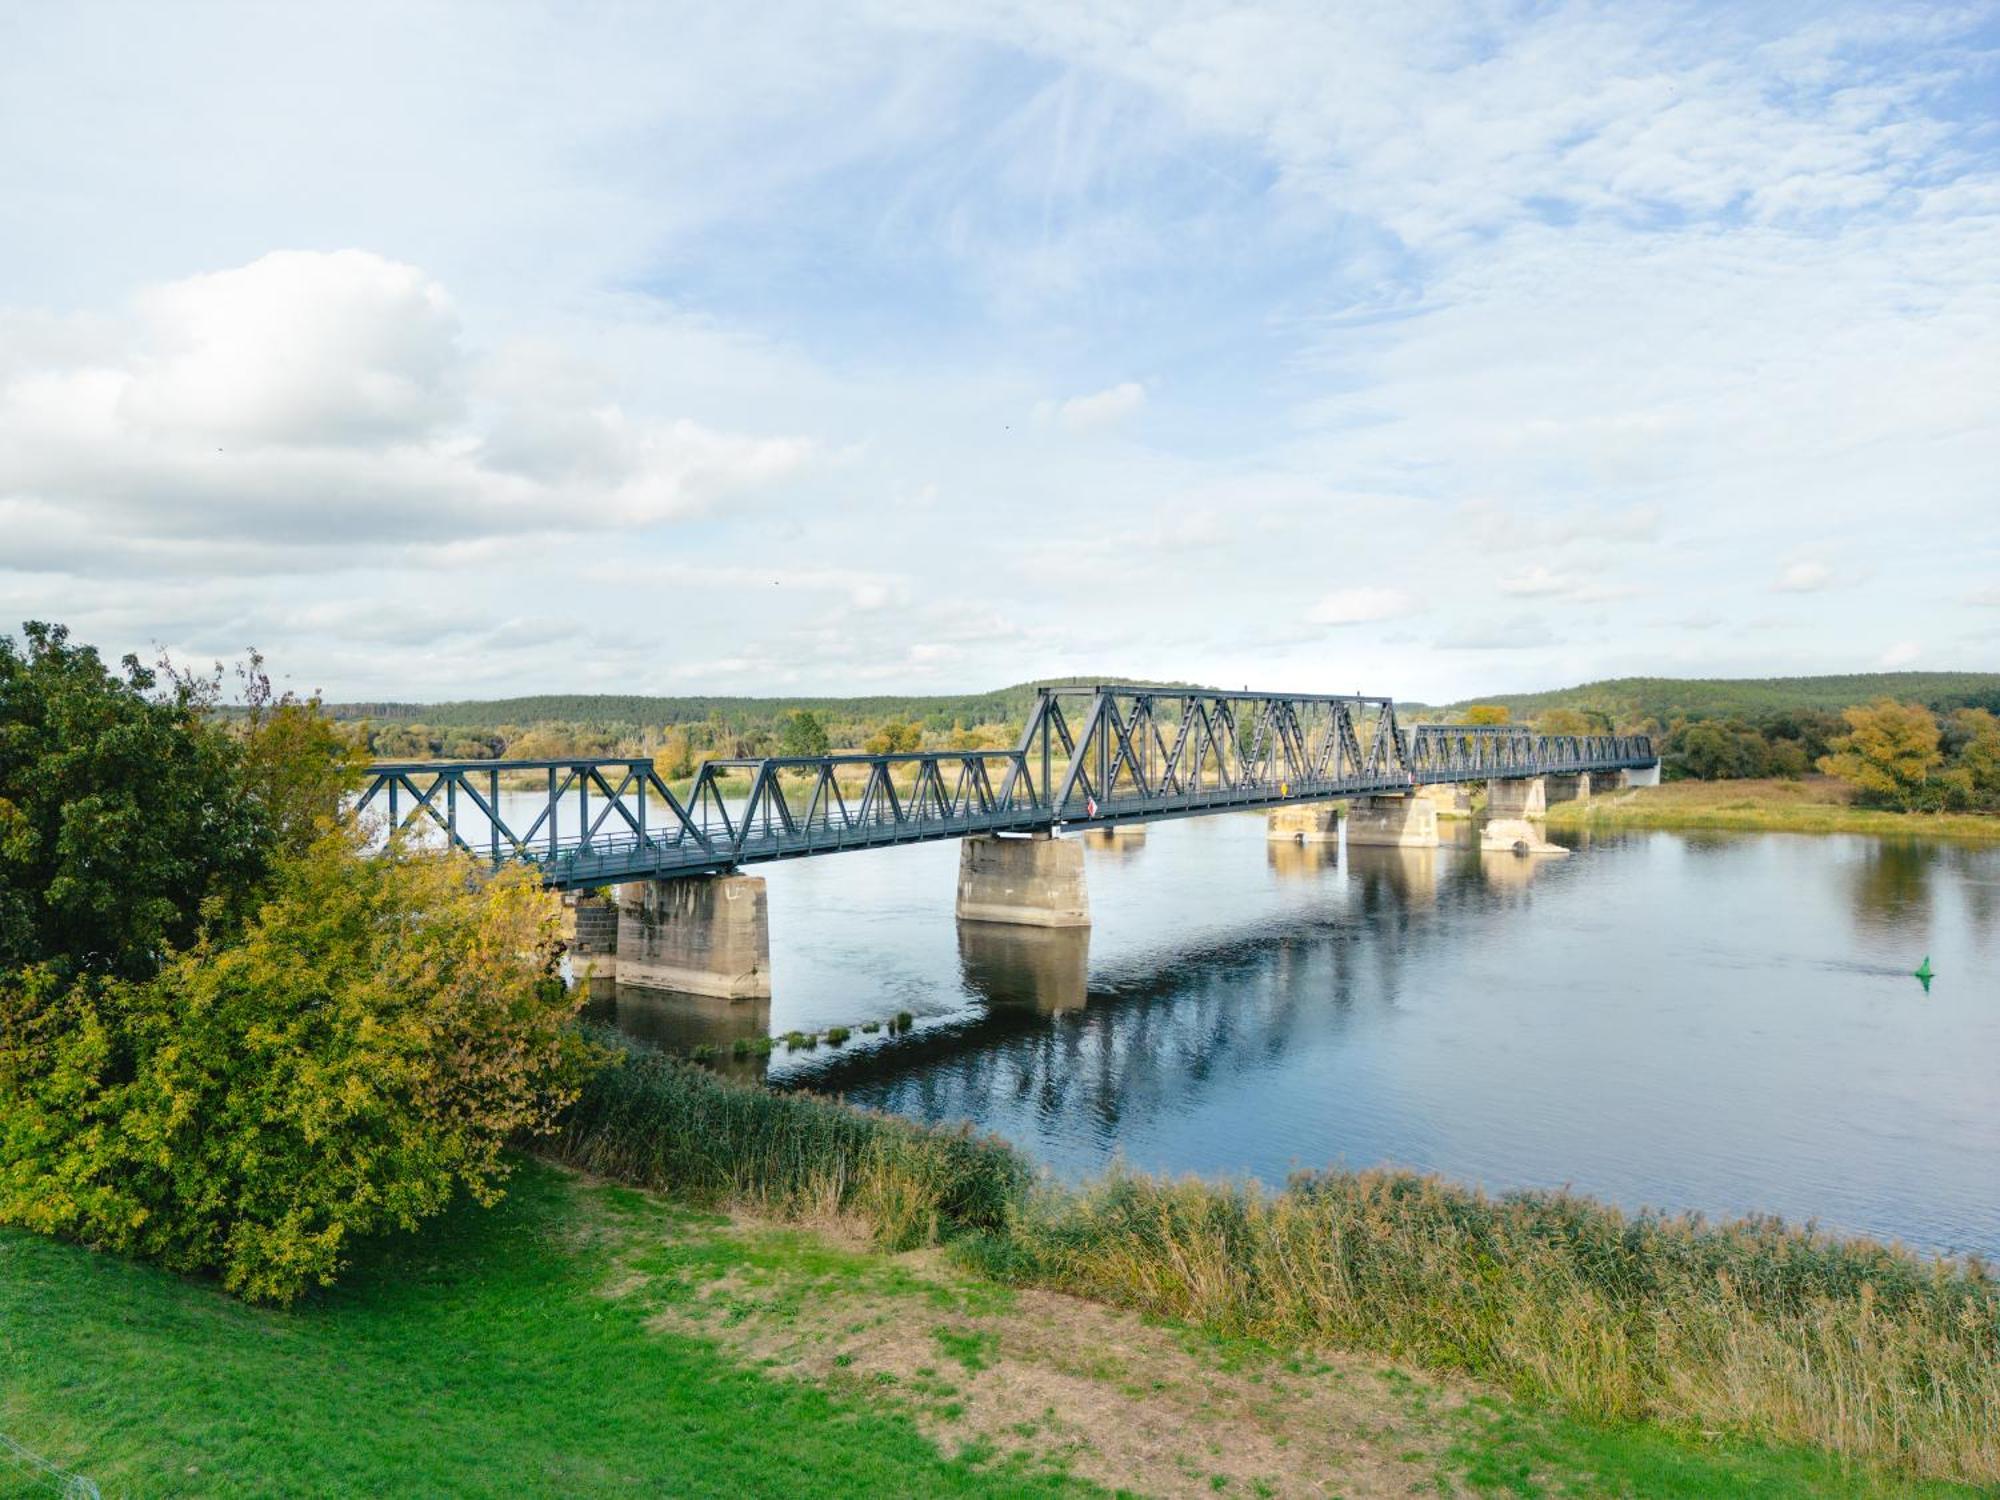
1542, 776, 2000, 839
546, 1036, 2000, 1492
3, 1158, 1981, 1499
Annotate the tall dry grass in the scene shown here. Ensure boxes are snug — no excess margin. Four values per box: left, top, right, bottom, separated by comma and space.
546, 1033, 1998, 1484
544, 1029, 1026, 1249
977, 1170, 2000, 1485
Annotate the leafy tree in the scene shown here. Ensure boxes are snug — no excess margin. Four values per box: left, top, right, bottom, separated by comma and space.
863, 720, 923, 755
1463, 704, 1510, 725
1, 624, 589, 1303
1535, 708, 1594, 736
0, 623, 267, 980
1665, 718, 1770, 781
778, 709, 830, 758
0, 829, 582, 1302
370, 722, 432, 759
1818, 699, 1943, 810
1941, 708, 2000, 810
654, 727, 696, 780
230, 650, 369, 860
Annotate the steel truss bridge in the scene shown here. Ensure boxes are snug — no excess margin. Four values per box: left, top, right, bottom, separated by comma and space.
358, 684, 1655, 891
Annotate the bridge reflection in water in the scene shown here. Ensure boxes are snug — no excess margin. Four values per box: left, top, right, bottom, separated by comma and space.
575, 809, 2000, 1261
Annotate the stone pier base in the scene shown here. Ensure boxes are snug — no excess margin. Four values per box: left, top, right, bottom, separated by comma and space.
1486, 776, 1547, 817
616, 874, 771, 998
1544, 773, 1592, 805
1266, 803, 1341, 842
1620, 764, 1662, 788
1417, 783, 1472, 818
571, 890, 620, 981
956, 835, 1090, 928
1480, 817, 1569, 856
1345, 795, 1440, 848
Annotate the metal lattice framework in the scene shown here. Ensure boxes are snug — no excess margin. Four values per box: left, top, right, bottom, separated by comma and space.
357, 685, 1656, 889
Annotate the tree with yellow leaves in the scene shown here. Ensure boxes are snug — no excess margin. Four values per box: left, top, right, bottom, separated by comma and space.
1817, 699, 1942, 810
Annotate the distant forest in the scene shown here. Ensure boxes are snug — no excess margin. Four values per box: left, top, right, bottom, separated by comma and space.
328, 671, 2000, 786
1428, 672, 2000, 724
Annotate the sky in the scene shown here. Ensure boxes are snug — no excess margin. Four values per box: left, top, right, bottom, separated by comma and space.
2, 1, 1996, 704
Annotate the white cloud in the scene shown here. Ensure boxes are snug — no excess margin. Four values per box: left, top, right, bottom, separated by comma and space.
1307, 587, 1421, 626
1499, 565, 1571, 597
1882, 640, 1921, 667
2, 5, 1995, 699
0, 251, 814, 569
1772, 561, 1833, 593
1054, 381, 1145, 433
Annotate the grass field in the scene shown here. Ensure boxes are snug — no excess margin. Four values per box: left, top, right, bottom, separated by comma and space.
4, 1158, 1984, 1499
1542, 777, 2000, 840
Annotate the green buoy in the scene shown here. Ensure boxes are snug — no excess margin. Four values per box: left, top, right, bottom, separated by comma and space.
1914, 956, 1934, 991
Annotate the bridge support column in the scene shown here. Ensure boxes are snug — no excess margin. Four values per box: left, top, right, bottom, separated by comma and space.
1481, 818, 1568, 856
1620, 764, 1661, 788
1266, 803, 1340, 842
571, 890, 620, 981
1416, 783, 1472, 818
1344, 795, 1439, 848
1486, 776, 1547, 817
1544, 773, 1591, 804
615, 874, 771, 999
956, 834, 1090, 928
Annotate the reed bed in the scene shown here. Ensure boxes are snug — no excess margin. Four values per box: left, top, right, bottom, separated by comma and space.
981, 1170, 2000, 1486
544, 1029, 1026, 1249
546, 1036, 2000, 1485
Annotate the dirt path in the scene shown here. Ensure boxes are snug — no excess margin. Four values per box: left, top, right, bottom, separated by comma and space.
580, 1181, 1473, 1498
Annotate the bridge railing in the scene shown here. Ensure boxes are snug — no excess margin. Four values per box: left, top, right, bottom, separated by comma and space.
355, 688, 1653, 886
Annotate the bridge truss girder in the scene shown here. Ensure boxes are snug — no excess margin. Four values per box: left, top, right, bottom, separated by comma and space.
355, 685, 1656, 889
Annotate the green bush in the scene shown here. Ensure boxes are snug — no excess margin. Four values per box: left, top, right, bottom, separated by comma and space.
0, 832, 585, 1302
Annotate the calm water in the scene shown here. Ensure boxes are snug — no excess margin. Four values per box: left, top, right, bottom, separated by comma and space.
586, 814, 2000, 1259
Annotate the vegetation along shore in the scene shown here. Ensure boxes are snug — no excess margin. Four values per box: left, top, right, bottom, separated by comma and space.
5, 625, 1997, 1496
1544, 777, 2000, 840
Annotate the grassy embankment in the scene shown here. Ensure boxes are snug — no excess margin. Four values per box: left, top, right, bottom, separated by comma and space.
1542, 777, 2000, 840
7, 1038, 1995, 1496
547, 1037, 1999, 1491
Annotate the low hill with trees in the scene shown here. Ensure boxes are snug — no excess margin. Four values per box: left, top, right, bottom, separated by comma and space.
1426, 672, 2000, 725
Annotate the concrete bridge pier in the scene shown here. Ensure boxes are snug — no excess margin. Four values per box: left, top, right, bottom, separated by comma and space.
615, 874, 771, 998
1481, 818, 1568, 856
1266, 803, 1341, 842
1486, 776, 1547, 817
1544, 773, 1592, 804
569, 890, 620, 981
1620, 764, 1661, 788
1345, 795, 1440, 847
1417, 783, 1472, 818
956, 834, 1091, 928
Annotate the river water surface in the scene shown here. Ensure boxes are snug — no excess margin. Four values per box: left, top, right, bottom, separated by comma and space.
587, 815, 2000, 1260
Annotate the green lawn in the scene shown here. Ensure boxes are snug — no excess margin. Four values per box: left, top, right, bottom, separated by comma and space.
2, 1161, 1986, 1499
0, 1163, 1090, 1500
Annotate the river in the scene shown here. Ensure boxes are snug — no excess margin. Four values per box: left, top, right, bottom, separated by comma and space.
579, 813, 1999, 1260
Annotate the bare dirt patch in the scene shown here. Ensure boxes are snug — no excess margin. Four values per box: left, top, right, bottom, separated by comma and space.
583, 1183, 1470, 1498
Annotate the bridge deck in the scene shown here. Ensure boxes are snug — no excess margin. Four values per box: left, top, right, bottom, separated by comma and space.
358, 685, 1655, 890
